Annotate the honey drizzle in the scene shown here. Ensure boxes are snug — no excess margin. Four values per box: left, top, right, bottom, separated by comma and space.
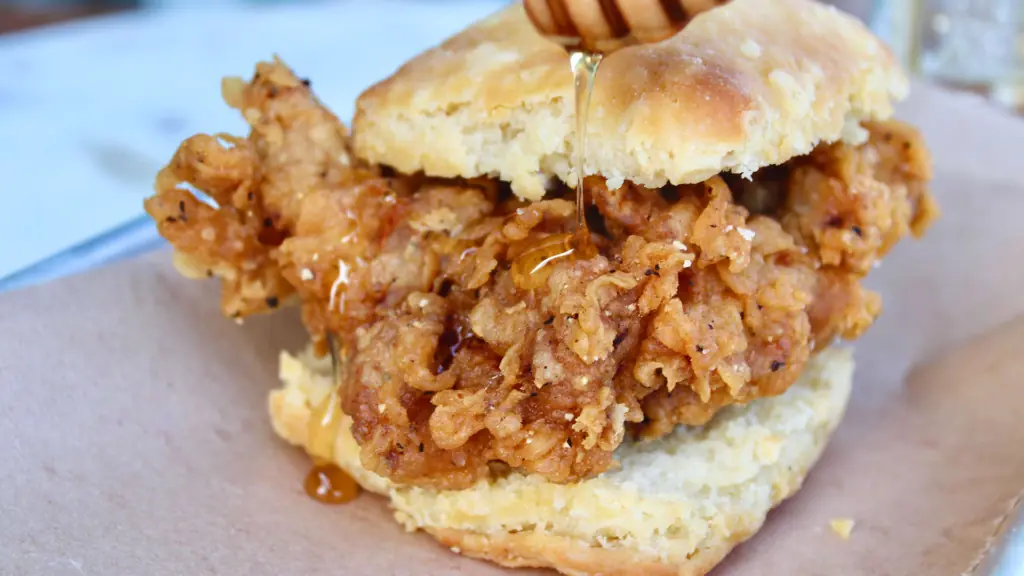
570, 50, 602, 236
303, 462, 359, 505
302, 336, 361, 504
307, 387, 342, 462
304, 48, 606, 496
510, 50, 602, 289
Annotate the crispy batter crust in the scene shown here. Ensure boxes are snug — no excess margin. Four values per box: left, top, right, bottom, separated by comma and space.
353, 0, 906, 198
146, 59, 936, 489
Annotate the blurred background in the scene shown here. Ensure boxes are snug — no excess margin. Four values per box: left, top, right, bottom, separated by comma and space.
0, 0, 1021, 292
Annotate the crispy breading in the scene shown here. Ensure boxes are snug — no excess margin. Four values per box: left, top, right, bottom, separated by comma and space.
146, 61, 936, 488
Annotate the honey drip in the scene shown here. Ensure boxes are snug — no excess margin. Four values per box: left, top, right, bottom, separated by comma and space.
303, 463, 359, 505
302, 337, 360, 504
510, 51, 602, 290
307, 388, 342, 462
570, 50, 601, 236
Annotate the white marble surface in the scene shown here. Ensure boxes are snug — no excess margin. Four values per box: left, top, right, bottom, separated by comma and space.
0, 0, 503, 290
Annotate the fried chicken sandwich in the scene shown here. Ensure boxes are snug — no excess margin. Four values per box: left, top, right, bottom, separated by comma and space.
145, 0, 937, 573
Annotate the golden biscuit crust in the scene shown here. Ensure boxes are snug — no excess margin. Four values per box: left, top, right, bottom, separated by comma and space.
353, 0, 905, 199
426, 528, 738, 576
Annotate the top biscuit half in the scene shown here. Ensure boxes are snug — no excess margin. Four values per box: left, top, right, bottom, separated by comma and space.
352, 0, 906, 200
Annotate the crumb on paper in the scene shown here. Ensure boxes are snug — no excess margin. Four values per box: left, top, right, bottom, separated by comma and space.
450, 546, 461, 554
829, 518, 855, 540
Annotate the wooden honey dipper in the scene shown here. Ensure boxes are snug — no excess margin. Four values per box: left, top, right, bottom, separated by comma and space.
524, 0, 727, 53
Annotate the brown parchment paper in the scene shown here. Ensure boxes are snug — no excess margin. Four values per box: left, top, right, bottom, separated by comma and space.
3, 81, 1024, 576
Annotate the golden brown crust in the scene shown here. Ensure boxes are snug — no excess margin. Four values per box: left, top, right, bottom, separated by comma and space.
427, 528, 742, 576
156, 64, 932, 489
144, 58, 360, 319
353, 0, 906, 199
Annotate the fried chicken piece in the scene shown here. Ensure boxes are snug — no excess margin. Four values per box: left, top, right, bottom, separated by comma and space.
144, 58, 361, 317
146, 64, 936, 489
332, 129, 934, 489
783, 120, 939, 344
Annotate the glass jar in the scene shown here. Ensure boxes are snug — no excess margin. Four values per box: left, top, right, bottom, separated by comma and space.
871, 0, 1023, 111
